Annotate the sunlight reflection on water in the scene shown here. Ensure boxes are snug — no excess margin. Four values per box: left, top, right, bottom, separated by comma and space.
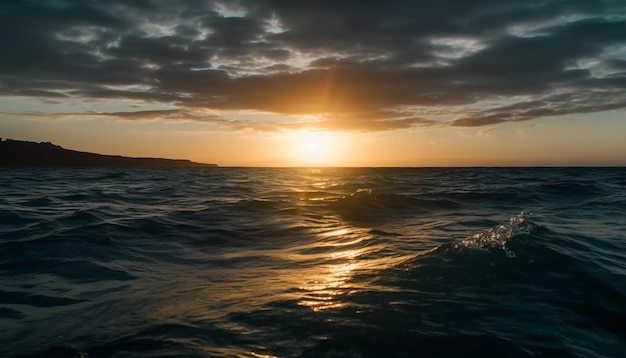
299, 261, 359, 311
291, 225, 367, 311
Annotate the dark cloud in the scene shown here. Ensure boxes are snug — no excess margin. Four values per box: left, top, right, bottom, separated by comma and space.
1, 0, 625, 131
452, 89, 626, 127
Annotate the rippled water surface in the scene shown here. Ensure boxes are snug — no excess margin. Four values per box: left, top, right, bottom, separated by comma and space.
1, 167, 625, 357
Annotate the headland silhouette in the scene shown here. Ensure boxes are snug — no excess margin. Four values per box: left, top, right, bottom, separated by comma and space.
0, 139, 218, 168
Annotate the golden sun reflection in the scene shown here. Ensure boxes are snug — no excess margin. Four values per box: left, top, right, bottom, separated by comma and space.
298, 260, 359, 311
297, 226, 372, 312
294, 224, 413, 312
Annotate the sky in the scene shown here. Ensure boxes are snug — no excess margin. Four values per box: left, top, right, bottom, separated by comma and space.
1, 0, 625, 166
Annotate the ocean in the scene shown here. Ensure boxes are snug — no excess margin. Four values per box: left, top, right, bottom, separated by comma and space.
1, 167, 625, 357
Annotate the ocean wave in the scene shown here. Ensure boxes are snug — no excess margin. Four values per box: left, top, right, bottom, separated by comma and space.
1, 168, 625, 357
330, 188, 461, 220
0, 289, 86, 308
231, 198, 282, 212
454, 212, 535, 258
536, 180, 608, 197
0, 307, 24, 320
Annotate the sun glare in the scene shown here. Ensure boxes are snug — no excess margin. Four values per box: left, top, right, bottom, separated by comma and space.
292, 131, 336, 165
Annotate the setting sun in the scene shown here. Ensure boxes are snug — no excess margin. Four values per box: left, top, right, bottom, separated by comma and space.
300, 131, 326, 156
292, 131, 338, 165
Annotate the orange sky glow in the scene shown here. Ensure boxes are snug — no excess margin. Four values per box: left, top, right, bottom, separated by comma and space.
1, 1, 625, 166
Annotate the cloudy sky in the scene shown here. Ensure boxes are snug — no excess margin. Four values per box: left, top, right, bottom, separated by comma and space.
1, 0, 625, 166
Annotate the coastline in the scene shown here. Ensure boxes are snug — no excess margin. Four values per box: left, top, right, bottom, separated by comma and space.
0, 139, 218, 168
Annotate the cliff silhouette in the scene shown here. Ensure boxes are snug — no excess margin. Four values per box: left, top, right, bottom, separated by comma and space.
0, 139, 218, 168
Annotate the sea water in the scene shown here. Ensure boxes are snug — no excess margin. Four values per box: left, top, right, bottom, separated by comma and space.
1, 167, 625, 357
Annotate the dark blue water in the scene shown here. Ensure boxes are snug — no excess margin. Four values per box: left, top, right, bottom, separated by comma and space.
1, 168, 625, 357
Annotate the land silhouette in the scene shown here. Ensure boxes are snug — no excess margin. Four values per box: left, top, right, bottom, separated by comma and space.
0, 139, 217, 167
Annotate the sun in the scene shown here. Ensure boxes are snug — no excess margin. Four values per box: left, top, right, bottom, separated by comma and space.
303, 132, 324, 156
292, 130, 336, 165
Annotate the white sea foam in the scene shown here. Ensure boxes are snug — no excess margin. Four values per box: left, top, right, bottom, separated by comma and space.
457, 212, 535, 257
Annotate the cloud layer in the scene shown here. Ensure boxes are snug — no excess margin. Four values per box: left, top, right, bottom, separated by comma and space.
1, 0, 625, 131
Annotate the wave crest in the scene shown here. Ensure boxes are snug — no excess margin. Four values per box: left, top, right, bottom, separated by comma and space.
331, 188, 459, 221
455, 212, 536, 258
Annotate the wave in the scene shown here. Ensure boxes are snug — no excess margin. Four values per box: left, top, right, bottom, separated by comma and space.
357, 214, 626, 355
231, 198, 282, 212
454, 212, 534, 258
535, 181, 609, 200
31, 321, 249, 358
393, 212, 610, 280
2, 168, 625, 357
329, 188, 461, 220
0, 289, 86, 308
